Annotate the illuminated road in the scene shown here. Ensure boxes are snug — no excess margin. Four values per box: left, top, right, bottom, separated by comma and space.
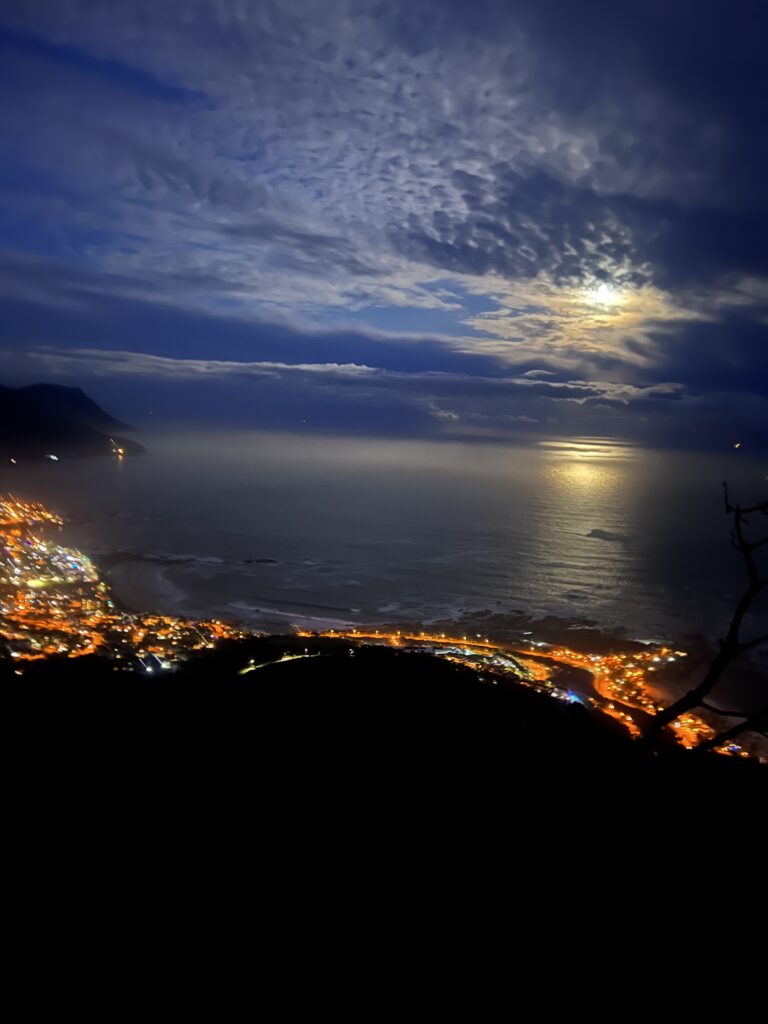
298, 627, 720, 750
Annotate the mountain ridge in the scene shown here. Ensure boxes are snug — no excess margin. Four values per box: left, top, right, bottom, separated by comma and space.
0, 383, 144, 458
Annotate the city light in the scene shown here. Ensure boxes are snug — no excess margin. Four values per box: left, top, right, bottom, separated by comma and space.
0, 495, 245, 664
297, 627, 736, 754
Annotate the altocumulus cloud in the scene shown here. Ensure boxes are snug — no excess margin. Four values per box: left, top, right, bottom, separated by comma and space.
0, 0, 767, 446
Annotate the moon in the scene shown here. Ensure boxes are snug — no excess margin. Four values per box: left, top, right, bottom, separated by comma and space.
589, 282, 622, 306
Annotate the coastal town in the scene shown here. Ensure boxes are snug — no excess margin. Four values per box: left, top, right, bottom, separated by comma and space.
0, 494, 245, 666
0, 493, 761, 762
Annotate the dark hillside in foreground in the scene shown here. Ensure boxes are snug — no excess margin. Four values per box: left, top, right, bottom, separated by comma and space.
1, 637, 763, 807
0, 383, 144, 458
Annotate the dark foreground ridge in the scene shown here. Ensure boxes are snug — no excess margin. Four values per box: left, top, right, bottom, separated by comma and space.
3, 635, 763, 807
0, 382, 144, 458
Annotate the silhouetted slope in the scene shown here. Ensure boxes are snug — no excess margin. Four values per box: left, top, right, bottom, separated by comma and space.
1, 636, 763, 806
17, 384, 129, 431
0, 383, 144, 457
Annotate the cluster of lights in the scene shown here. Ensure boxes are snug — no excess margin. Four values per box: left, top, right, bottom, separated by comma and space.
0, 495, 246, 666
299, 627, 754, 757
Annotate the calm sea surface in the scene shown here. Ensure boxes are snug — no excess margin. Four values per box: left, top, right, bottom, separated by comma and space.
5, 430, 767, 641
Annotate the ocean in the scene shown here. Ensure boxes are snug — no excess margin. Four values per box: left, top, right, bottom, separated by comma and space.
4, 429, 767, 644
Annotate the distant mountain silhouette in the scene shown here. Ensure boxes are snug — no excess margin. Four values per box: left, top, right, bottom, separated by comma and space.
0, 383, 144, 458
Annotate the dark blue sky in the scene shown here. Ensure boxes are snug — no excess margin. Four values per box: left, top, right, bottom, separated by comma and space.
1, 1, 768, 447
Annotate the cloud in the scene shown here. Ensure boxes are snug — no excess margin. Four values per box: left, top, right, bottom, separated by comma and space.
0, 342, 699, 434
0, 1, 766, 445
0, 25, 206, 104
2, 335, 764, 448
28, 346, 377, 381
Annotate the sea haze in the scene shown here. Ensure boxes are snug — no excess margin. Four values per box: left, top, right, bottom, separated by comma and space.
4, 430, 767, 642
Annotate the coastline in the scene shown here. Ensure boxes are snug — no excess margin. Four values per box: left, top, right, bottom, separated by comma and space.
95, 549, 703, 651
90, 544, 768, 717
96, 550, 362, 630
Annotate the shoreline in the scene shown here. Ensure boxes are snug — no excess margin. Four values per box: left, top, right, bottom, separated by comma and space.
95, 549, 706, 650
89, 551, 768, 710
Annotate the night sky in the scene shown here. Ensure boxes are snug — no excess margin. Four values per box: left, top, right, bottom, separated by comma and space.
1, 1, 767, 447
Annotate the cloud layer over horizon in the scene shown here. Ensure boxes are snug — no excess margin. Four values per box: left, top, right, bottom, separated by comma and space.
1, 0, 767, 447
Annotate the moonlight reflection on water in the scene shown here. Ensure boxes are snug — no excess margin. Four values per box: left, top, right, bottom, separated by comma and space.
3, 430, 763, 639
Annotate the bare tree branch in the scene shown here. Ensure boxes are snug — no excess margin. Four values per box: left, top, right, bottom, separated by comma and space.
694, 701, 768, 754
641, 482, 768, 751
